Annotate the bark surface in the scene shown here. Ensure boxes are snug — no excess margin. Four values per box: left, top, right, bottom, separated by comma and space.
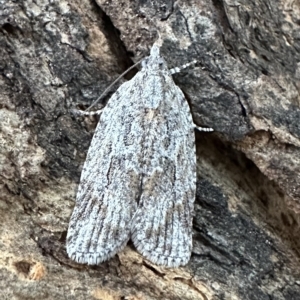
1, 0, 300, 299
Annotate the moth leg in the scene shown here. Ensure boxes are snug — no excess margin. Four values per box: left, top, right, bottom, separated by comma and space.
194, 124, 214, 132
71, 108, 103, 116
170, 60, 197, 75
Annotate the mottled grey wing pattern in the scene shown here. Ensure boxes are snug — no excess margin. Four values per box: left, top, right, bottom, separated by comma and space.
67, 45, 196, 267
130, 73, 196, 267
66, 81, 144, 264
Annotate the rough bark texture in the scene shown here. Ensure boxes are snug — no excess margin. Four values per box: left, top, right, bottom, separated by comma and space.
1, 0, 300, 299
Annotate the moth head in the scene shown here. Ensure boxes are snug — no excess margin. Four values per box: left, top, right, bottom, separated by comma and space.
141, 45, 169, 72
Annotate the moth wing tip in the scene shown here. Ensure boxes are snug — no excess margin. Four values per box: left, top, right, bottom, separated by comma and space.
132, 238, 190, 268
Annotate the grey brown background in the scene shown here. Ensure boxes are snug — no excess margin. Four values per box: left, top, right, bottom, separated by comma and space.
1, 0, 300, 299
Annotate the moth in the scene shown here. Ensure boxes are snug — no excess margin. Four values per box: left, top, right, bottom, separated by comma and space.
66, 44, 212, 267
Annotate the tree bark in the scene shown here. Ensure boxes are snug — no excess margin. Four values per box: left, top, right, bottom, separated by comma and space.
1, 0, 300, 299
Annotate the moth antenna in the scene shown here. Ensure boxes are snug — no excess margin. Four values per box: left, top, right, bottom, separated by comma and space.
86, 58, 143, 112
